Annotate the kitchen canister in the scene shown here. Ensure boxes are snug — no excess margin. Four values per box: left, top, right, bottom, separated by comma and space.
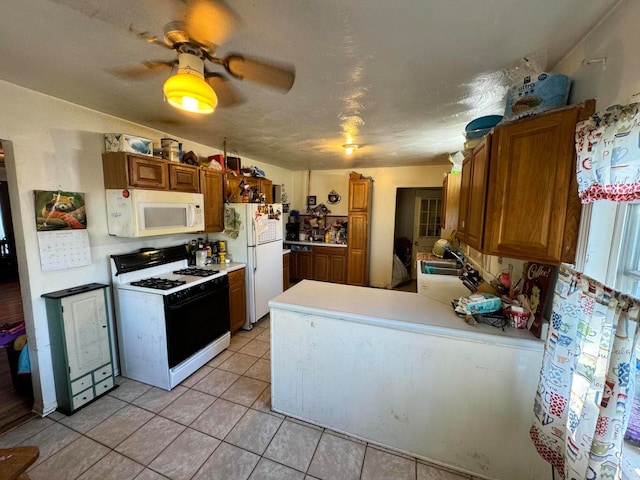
161, 137, 180, 162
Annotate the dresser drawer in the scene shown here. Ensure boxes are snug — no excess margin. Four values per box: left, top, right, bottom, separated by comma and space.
93, 364, 112, 383
71, 374, 93, 396
94, 376, 114, 396
72, 388, 95, 410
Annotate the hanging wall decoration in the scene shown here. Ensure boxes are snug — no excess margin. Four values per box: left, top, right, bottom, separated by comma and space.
327, 190, 341, 204
34, 190, 87, 230
34, 190, 91, 271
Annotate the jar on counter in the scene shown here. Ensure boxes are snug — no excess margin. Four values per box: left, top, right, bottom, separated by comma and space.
325, 231, 330, 243
195, 249, 207, 267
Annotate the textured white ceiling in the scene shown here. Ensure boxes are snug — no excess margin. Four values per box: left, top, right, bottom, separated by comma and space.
0, 0, 621, 170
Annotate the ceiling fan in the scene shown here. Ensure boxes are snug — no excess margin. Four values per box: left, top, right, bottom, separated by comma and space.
116, 0, 296, 113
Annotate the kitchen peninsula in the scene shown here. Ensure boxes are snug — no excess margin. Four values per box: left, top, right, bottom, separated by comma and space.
268, 280, 547, 480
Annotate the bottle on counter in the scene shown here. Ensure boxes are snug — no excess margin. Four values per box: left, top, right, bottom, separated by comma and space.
189, 239, 197, 266
325, 231, 330, 243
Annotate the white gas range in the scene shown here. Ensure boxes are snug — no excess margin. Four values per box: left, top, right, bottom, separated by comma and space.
110, 245, 230, 390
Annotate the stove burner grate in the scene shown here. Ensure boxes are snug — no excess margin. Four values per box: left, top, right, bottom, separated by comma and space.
130, 278, 187, 290
173, 267, 220, 277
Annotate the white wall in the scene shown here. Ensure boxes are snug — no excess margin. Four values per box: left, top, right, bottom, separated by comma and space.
551, 0, 638, 282
0, 80, 294, 413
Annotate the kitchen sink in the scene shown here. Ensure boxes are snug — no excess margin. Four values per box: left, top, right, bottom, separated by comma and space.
420, 260, 462, 276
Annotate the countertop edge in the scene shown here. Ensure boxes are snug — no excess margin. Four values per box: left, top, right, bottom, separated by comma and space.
269, 299, 544, 351
216, 262, 246, 273
284, 241, 347, 248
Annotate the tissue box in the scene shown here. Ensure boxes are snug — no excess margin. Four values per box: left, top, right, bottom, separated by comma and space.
104, 134, 153, 156
504, 73, 571, 121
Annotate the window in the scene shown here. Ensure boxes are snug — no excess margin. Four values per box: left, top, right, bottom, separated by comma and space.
585, 201, 640, 475
417, 197, 441, 238
617, 203, 640, 297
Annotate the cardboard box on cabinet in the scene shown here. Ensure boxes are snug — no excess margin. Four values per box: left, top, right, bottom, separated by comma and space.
104, 133, 153, 156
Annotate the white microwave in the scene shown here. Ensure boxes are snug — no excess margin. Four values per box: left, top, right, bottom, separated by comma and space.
105, 189, 205, 237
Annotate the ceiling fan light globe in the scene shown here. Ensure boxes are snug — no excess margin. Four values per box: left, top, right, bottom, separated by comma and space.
163, 73, 218, 114
342, 143, 358, 155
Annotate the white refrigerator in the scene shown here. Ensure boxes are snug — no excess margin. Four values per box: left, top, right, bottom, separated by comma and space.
221, 203, 283, 329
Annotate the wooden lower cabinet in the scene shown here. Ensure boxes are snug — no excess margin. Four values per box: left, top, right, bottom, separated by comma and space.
283, 252, 290, 290
297, 251, 313, 280
289, 246, 346, 284
346, 213, 369, 286
228, 268, 246, 333
314, 246, 346, 284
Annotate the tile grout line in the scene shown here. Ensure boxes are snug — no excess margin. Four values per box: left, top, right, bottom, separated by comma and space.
4, 330, 476, 480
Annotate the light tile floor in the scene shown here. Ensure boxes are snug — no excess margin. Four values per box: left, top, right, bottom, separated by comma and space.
0, 317, 481, 480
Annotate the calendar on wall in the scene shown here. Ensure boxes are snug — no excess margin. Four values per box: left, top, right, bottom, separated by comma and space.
37, 230, 91, 271
33, 189, 91, 271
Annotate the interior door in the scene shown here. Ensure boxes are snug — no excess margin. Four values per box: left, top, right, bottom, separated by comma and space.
411, 191, 442, 278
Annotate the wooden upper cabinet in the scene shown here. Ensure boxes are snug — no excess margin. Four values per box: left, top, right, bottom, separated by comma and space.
169, 163, 199, 192
458, 155, 472, 241
103, 152, 169, 190
441, 173, 462, 231
261, 179, 273, 204
349, 179, 371, 212
484, 103, 595, 263
225, 174, 243, 202
465, 136, 491, 251
227, 175, 273, 203
200, 169, 224, 232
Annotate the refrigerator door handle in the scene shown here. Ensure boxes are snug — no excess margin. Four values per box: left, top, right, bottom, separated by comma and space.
253, 246, 257, 272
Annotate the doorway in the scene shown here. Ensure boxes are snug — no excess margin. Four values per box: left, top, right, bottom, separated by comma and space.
0, 141, 35, 434
393, 188, 442, 282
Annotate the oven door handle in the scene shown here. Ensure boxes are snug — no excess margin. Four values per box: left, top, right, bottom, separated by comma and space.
166, 285, 227, 309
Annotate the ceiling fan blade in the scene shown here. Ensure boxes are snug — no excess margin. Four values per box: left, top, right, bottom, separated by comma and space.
205, 73, 245, 108
184, 0, 240, 48
223, 54, 296, 92
110, 61, 175, 80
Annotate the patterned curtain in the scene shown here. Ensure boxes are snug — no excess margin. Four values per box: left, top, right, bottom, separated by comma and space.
530, 267, 639, 479
575, 103, 640, 203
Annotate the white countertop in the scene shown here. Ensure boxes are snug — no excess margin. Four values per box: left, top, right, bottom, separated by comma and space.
269, 280, 543, 350
201, 262, 246, 273
283, 249, 291, 255
284, 241, 347, 248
